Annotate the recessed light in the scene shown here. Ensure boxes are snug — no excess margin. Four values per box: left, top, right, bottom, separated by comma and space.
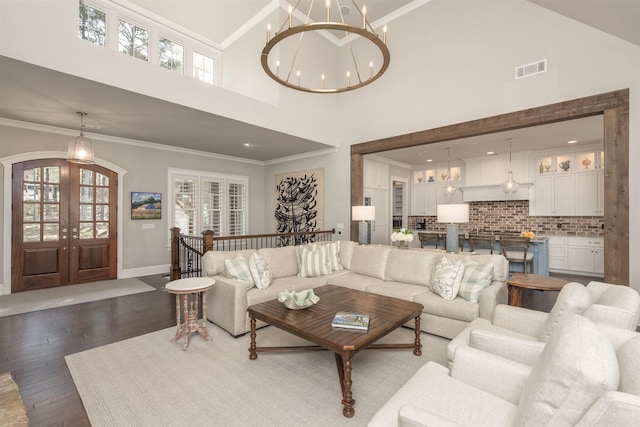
426, 159, 433, 163
567, 140, 578, 144
243, 143, 252, 147
487, 151, 496, 156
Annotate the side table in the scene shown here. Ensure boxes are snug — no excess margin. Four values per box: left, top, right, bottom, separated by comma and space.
507, 273, 568, 307
165, 277, 215, 350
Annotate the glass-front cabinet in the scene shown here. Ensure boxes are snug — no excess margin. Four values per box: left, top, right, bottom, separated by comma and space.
412, 161, 464, 215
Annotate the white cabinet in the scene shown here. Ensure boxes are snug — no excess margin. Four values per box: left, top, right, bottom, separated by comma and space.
411, 161, 464, 216
533, 174, 575, 216
364, 188, 389, 245
567, 237, 604, 276
548, 236, 569, 271
364, 159, 389, 190
575, 171, 604, 215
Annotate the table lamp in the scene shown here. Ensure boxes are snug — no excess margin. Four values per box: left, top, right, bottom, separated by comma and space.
352, 206, 376, 245
437, 204, 469, 253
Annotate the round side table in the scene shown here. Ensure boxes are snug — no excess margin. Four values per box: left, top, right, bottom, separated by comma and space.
165, 277, 215, 350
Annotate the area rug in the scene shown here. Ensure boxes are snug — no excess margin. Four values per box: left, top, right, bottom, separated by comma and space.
66, 324, 449, 426
0, 372, 29, 426
0, 278, 155, 317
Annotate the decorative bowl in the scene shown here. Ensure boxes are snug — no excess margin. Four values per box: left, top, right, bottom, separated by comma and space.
277, 289, 320, 310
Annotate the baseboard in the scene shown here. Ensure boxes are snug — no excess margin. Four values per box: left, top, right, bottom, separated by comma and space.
121, 264, 170, 279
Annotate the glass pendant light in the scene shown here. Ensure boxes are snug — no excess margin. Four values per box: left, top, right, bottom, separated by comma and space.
67, 112, 95, 164
502, 138, 519, 194
442, 148, 457, 197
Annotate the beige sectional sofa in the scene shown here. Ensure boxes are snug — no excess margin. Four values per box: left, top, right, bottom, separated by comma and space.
201, 240, 508, 338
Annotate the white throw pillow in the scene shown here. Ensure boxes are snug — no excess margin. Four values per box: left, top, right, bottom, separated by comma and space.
312, 241, 343, 271
224, 255, 254, 290
249, 252, 272, 290
299, 247, 331, 278
431, 256, 464, 300
458, 259, 494, 303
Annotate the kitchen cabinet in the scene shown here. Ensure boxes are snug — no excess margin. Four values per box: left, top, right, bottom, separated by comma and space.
567, 237, 604, 276
364, 159, 389, 190
533, 174, 575, 216
575, 171, 604, 215
411, 161, 464, 215
364, 188, 389, 245
548, 236, 569, 271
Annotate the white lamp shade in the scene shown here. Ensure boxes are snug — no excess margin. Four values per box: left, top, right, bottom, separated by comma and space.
352, 205, 375, 221
437, 204, 469, 223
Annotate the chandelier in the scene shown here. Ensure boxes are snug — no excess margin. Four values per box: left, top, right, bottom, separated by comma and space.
261, 1, 390, 93
442, 148, 457, 197
67, 112, 95, 164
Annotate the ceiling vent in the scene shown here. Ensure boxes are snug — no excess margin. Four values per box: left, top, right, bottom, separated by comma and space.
515, 59, 547, 80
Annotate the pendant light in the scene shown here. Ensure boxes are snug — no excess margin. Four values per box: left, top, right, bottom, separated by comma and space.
442, 148, 457, 197
502, 138, 519, 194
67, 112, 95, 164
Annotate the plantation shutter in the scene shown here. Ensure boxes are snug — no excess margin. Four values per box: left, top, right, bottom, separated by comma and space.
173, 176, 197, 236
202, 179, 223, 236
228, 181, 246, 236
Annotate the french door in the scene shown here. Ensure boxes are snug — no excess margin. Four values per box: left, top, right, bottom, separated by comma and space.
11, 159, 118, 293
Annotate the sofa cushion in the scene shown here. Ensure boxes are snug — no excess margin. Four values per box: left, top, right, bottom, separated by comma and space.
327, 272, 381, 292
338, 240, 356, 270
617, 336, 640, 395
431, 256, 464, 301
298, 247, 331, 278
350, 245, 390, 280
414, 291, 480, 323
224, 255, 254, 289
538, 282, 593, 342
365, 281, 430, 301
385, 249, 437, 286
517, 315, 619, 426
202, 249, 256, 276
458, 260, 494, 303
249, 252, 272, 290
259, 246, 299, 279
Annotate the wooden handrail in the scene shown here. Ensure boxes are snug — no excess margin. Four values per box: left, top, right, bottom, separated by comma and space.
170, 228, 336, 280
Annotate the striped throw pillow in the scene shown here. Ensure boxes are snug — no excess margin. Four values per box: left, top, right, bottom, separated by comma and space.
299, 247, 331, 278
224, 255, 254, 290
458, 260, 494, 303
312, 241, 343, 271
249, 252, 272, 290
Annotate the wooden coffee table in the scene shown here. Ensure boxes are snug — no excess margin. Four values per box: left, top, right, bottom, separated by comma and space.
507, 272, 568, 306
247, 285, 424, 418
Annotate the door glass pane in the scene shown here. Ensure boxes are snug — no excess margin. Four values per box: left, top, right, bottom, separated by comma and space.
23, 184, 40, 201
80, 223, 94, 239
96, 222, 109, 238
44, 184, 60, 202
96, 187, 109, 203
23, 224, 40, 242
23, 167, 41, 182
96, 205, 109, 221
96, 173, 109, 186
44, 166, 60, 183
23, 204, 40, 222
80, 204, 94, 221
80, 186, 93, 203
43, 204, 60, 221
43, 224, 60, 241
80, 169, 93, 185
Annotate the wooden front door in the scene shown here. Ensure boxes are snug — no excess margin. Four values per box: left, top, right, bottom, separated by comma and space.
11, 160, 118, 293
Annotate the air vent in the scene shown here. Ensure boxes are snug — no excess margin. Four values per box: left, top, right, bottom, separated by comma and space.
515, 59, 547, 80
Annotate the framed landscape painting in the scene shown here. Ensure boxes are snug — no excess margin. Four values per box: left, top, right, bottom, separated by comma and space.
131, 192, 162, 220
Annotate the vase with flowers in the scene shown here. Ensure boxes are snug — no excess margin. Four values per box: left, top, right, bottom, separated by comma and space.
391, 228, 414, 249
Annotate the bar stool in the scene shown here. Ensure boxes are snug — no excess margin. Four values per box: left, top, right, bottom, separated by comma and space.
419, 232, 440, 249
469, 234, 496, 254
500, 236, 534, 273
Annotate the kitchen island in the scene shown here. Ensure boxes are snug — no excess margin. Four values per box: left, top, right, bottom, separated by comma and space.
410, 230, 549, 276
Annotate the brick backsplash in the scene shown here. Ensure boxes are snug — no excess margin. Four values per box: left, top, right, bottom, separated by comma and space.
406, 200, 604, 236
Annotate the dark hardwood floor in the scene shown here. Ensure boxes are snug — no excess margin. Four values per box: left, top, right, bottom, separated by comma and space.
0, 275, 175, 426
0, 272, 603, 426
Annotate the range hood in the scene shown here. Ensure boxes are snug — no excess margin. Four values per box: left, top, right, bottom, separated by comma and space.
460, 183, 533, 202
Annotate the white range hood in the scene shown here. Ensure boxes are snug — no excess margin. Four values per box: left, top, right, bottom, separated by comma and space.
460, 183, 533, 202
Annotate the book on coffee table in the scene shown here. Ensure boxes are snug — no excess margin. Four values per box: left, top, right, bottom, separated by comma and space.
331, 311, 370, 331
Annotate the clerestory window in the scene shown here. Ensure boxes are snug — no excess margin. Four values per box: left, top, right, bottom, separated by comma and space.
118, 19, 149, 61
79, 2, 107, 46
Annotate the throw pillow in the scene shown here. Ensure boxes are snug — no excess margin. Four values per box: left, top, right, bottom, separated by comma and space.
431, 256, 464, 300
299, 247, 332, 278
224, 255, 254, 290
312, 241, 343, 271
249, 252, 272, 290
458, 260, 494, 303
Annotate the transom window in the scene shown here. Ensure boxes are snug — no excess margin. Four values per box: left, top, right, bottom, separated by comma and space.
193, 52, 215, 84
118, 19, 149, 61
79, 2, 106, 46
170, 169, 248, 237
159, 37, 184, 73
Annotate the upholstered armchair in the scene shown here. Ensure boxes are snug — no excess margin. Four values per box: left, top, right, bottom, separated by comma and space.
447, 281, 640, 366
369, 315, 627, 427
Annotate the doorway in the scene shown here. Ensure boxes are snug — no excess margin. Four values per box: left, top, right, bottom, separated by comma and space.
11, 159, 118, 292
